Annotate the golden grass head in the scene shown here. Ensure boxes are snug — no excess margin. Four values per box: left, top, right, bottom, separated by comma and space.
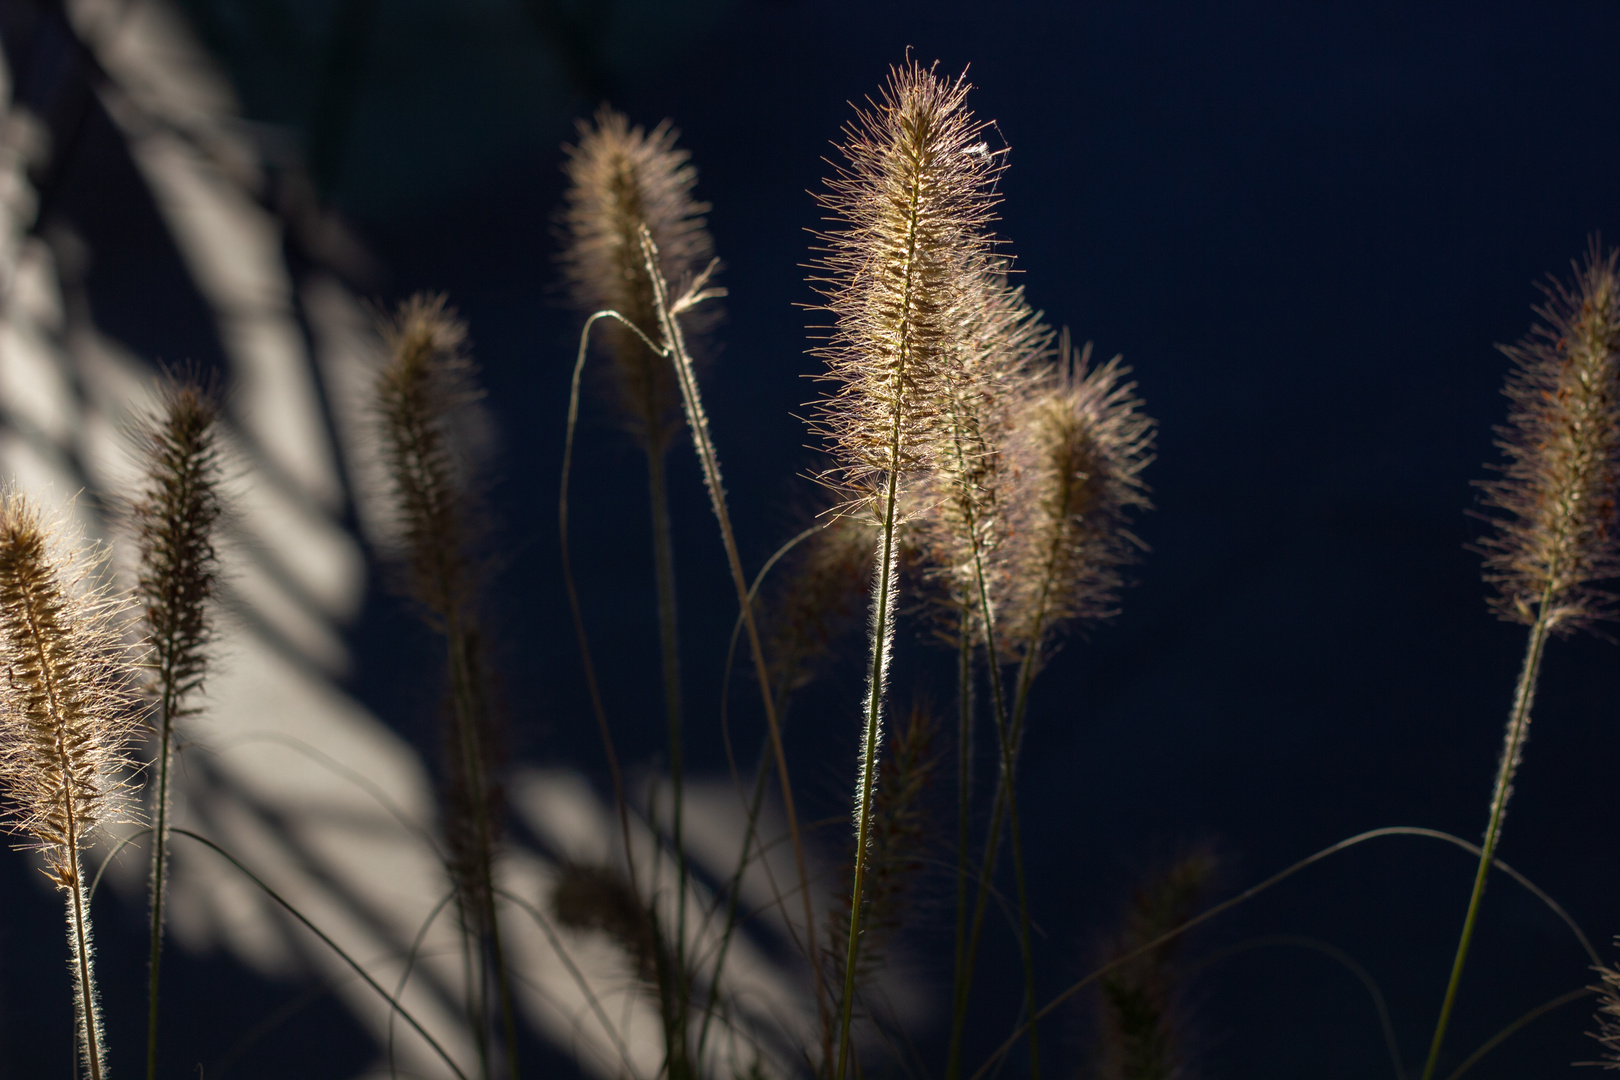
1476, 241, 1620, 633
915, 269, 1053, 626
375, 292, 486, 623
808, 59, 1004, 514
560, 106, 718, 450
0, 492, 140, 887
997, 335, 1155, 664
133, 373, 223, 718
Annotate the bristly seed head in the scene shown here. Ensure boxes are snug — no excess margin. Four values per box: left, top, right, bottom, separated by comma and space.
807, 59, 1005, 518
560, 106, 718, 451
0, 493, 141, 887
376, 293, 485, 625
134, 375, 223, 722
996, 336, 1155, 665
913, 268, 1053, 632
1476, 241, 1620, 633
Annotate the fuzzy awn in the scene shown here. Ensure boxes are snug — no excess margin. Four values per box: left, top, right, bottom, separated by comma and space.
376, 294, 518, 1080
0, 493, 140, 1080
808, 58, 1003, 1080
132, 376, 223, 1080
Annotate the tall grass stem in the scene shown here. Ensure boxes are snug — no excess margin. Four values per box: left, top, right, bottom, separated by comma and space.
1418, 603, 1552, 1080
639, 228, 832, 1065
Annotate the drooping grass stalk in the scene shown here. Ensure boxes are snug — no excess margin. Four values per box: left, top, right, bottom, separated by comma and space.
562, 309, 655, 891
636, 226, 834, 1066
131, 377, 222, 1080
0, 494, 141, 1080
1421, 244, 1620, 1080
695, 521, 833, 1068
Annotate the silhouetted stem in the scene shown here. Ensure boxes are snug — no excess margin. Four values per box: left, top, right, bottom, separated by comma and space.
945, 420, 1040, 1080
1419, 601, 1553, 1080
146, 632, 181, 1080
644, 442, 692, 1070
837, 472, 901, 1080
1443, 985, 1589, 1080
696, 524, 818, 1070
950, 617, 973, 1057
563, 311, 660, 896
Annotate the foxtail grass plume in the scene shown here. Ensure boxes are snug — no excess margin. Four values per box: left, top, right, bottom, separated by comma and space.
0, 492, 140, 1080
809, 61, 1003, 516
132, 374, 223, 1080
998, 335, 1155, 667
1420, 245, 1620, 1080
916, 269, 1053, 636
376, 294, 520, 1078
1476, 242, 1620, 633
809, 59, 1005, 1080
560, 107, 718, 451
376, 294, 486, 623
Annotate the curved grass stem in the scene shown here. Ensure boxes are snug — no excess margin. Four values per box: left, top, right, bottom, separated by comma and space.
170, 828, 469, 1080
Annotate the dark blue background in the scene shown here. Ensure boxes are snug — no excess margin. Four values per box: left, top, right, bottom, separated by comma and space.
4, 2, 1620, 1077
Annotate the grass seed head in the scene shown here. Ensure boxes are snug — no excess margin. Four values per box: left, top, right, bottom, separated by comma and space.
560, 106, 718, 451
807, 59, 1005, 518
1476, 241, 1620, 633
997, 337, 1155, 665
0, 493, 141, 885
133, 373, 223, 721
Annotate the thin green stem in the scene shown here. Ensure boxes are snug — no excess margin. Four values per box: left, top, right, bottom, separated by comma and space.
950, 618, 973, 1056
639, 229, 831, 1066
837, 478, 901, 1080
146, 664, 179, 1080
499, 887, 642, 1079
563, 310, 662, 899
388, 890, 456, 1080
947, 480, 1046, 1080
1419, 603, 1553, 1080
1443, 986, 1590, 1080
446, 616, 517, 1080
696, 524, 818, 1070
644, 442, 691, 1078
